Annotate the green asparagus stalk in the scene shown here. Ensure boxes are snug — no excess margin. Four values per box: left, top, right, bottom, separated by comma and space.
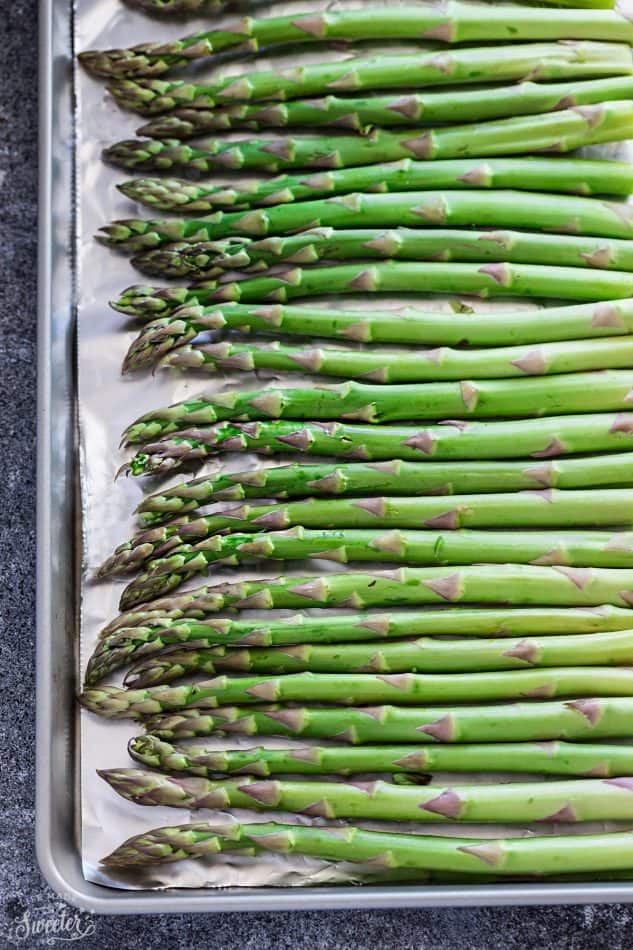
123, 630, 633, 689
108, 42, 631, 115
101, 490, 633, 578
125, 415, 633, 477
82, 666, 633, 717
158, 336, 633, 383
128, 735, 633, 781
100, 769, 633, 823
122, 374, 633, 445
135, 456, 633, 527
100, 819, 633, 876
112, 264, 633, 321
103, 101, 633, 174
132, 229, 633, 281
143, 694, 633, 742
101, 817, 633, 876
80, 7, 633, 79
101, 567, 633, 642
89, 605, 633, 685
100, 190, 633, 253
123, 298, 633, 371
119, 157, 633, 216
139, 75, 633, 139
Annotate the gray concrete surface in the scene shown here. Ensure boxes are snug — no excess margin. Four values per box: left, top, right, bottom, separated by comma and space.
3, 1, 633, 946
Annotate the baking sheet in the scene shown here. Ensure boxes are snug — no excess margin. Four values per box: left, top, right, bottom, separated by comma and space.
76, 0, 633, 891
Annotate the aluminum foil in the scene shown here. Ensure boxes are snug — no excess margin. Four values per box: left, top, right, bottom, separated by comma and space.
76, 0, 633, 890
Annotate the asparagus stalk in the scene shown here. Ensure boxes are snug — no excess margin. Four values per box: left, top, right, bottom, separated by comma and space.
89, 606, 633, 685
82, 666, 633, 717
124, 299, 633, 374
81, 667, 633, 719
100, 190, 633, 253
123, 374, 633, 445
80, 7, 633, 79
123, 630, 633, 688
100, 769, 633, 823
143, 695, 633, 742
102, 567, 633, 640
158, 336, 633, 383
104, 102, 633, 174
101, 819, 633, 875
101, 490, 633, 578
128, 735, 633, 781
119, 157, 633, 216
107, 42, 631, 115
135, 456, 633, 527
132, 230, 633, 281
125, 415, 633, 477
112, 264, 633, 320
139, 75, 633, 139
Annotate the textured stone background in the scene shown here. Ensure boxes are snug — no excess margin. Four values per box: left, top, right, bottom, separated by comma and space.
3, 1, 633, 945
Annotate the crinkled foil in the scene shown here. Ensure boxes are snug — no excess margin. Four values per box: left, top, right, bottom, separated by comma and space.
76, 0, 633, 890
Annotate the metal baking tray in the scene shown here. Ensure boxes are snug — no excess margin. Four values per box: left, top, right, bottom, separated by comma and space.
36, 0, 633, 911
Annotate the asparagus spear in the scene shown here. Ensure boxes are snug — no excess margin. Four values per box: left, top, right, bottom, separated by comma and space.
123, 630, 633, 688
100, 819, 633, 875
82, 667, 633, 717
89, 606, 633, 685
132, 230, 633, 280
100, 190, 633, 253
158, 336, 633, 383
102, 567, 633, 641
80, 7, 633, 79
143, 695, 633, 742
101, 490, 633, 578
98, 190, 633, 256
112, 264, 633, 321
100, 768, 633, 823
135, 456, 633, 527
82, 668, 633, 720
123, 298, 633, 370
122, 374, 633, 445
104, 102, 633, 174
125, 415, 633, 477
139, 75, 633, 139
128, 735, 633, 781
119, 157, 633, 216
108, 42, 631, 115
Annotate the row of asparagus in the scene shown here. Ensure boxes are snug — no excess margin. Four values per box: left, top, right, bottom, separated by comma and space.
87, 2, 633, 882
104, 41, 633, 115
135, 76, 633, 138
123, 298, 633, 371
